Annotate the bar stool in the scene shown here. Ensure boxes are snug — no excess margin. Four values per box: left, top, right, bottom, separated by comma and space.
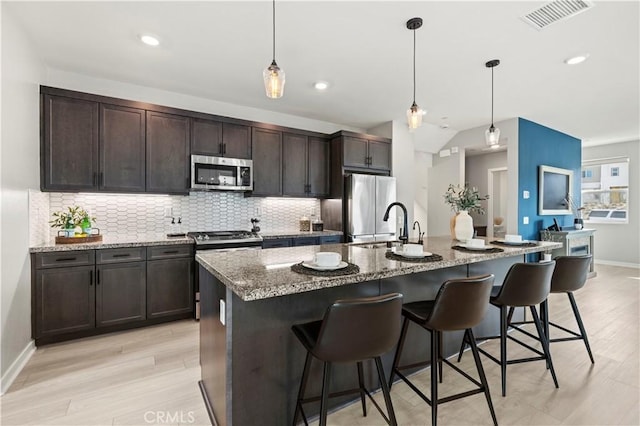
389, 275, 498, 426
291, 293, 403, 426
457, 262, 558, 397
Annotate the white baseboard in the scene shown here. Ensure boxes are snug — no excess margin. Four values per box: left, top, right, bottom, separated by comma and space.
1, 340, 35, 395
595, 259, 640, 269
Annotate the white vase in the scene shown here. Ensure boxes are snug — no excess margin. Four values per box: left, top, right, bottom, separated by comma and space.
454, 210, 474, 241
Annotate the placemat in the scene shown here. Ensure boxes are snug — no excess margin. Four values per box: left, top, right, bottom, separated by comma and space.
385, 252, 443, 263
490, 240, 539, 247
452, 245, 504, 253
291, 262, 360, 277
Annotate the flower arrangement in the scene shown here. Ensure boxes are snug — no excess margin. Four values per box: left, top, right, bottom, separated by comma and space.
50, 205, 96, 234
443, 183, 489, 215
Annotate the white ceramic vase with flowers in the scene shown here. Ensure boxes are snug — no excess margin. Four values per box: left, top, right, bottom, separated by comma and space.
443, 183, 489, 241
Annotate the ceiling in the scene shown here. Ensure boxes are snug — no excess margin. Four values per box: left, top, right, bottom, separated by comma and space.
5, 1, 639, 153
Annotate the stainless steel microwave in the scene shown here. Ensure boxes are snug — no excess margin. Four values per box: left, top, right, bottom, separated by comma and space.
191, 155, 253, 191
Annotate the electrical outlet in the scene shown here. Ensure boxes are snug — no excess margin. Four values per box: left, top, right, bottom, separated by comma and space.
164, 207, 173, 217
523, 190, 530, 199
255, 207, 262, 216
523, 216, 529, 225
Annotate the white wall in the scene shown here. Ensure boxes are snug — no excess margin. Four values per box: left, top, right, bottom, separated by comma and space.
427, 118, 519, 237
1, 7, 45, 391
582, 140, 640, 267
413, 151, 432, 238
465, 150, 508, 226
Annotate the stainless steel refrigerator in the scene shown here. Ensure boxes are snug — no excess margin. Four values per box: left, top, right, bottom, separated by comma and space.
345, 174, 397, 242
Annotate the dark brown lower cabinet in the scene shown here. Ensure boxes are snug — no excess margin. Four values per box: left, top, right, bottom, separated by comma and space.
96, 262, 146, 327
146, 249, 194, 319
35, 265, 96, 337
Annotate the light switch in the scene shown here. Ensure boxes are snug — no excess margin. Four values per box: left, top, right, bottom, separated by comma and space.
220, 299, 226, 325
523, 216, 529, 225
451, 146, 459, 154
164, 207, 173, 217
523, 190, 530, 199
439, 149, 451, 157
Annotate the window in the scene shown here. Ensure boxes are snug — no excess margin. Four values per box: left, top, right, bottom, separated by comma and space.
581, 157, 629, 224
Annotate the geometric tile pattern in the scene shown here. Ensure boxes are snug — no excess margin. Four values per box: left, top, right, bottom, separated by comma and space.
43, 191, 321, 239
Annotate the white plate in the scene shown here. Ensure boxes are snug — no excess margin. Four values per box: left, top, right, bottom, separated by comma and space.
458, 244, 492, 251
496, 239, 532, 245
392, 248, 433, 258
301, 261, 348, 271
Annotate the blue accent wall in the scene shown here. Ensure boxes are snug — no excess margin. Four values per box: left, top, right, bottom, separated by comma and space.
518, 118, 582, 241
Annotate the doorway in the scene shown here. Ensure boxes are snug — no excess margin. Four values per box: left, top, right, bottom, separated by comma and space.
487, 167, 508, 239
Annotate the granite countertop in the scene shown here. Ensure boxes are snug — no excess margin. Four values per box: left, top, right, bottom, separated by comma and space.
260, 230, 343, 239
29, 233, 194, 253
196, 236, 562, 301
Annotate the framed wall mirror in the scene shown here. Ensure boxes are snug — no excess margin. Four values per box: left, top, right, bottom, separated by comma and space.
539, 165, 573, 215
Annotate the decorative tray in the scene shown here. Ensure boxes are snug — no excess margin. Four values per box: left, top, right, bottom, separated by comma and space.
55, 229, 102, 244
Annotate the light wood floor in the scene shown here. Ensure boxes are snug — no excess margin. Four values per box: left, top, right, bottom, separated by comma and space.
1, 264, 638, 425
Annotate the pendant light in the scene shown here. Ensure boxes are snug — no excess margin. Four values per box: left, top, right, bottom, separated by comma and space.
263, 0, 285, 99
406, 17, 424, 130
485, 59, 500, 147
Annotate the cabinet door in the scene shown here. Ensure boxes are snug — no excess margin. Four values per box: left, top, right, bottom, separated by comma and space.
282, 133, 308, 197
292, 236, 319, 246
42, 95, 99, 191
307, 137, 329, 197
262, 239, 292, 249
96, 262, 146, 327
191, 118, 223, 156
147, 258, 194, 319
342, 136, 369, 168
251, 128, 282, 196
368, 139, 392, 171
146, 111, 190, 193
100, 104, 146, 192
35, 265, 95, 337
222, 123, 251, 159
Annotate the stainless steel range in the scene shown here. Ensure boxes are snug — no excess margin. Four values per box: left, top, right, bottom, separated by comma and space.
188, 230, 263, 320
188, 230, 263, 251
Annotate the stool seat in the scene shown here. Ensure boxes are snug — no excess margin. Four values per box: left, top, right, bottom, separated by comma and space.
292, 293, 403, 426
401, 300, 436, 324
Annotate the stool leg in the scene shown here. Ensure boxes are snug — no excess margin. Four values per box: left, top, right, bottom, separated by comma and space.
500, 305, 508, 397
568, 292, 595, 364
357, 361, 367, 417
319, 362, 332, 426
456, 329, 467, 362
467, 329, 498, 426
506, 306, 515, 327
438, 331, 444, 383
389, 317, 410, 389
530, 306, 559, 389
375, 356, 398, 426
293, 351, 312, 426
541, 299, 550, 370
431, 329, 439, 426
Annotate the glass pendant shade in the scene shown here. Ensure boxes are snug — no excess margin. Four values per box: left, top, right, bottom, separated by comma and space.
263, 60, 285, 99
485, 124, 500, 146
407, 102, 423, 130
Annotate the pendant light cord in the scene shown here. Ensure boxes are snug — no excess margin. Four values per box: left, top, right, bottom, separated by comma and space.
412, 28, 416, 103
490, 66, 494, 126
272, 0, 276, 62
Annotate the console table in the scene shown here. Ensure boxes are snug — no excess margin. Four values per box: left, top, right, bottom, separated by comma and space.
540, 228, 596, 278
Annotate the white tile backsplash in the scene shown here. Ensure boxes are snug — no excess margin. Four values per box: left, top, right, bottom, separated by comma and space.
35, 191, 321, 240
29, 189, 51, 245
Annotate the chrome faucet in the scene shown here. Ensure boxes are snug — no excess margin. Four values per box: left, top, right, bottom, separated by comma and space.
413, 220, 425, 245
383, 202, 409, 245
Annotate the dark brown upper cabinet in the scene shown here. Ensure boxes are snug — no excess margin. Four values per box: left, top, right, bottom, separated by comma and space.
282, 133, 329, 198
191, 119, 251, 159
251, 127, 282, 196
100, 104, 146, 192
42, 94, 99, 191
146, 111, 190, 194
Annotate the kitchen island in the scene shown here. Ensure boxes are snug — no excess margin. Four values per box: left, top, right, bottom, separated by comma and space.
196, 237, 559, 426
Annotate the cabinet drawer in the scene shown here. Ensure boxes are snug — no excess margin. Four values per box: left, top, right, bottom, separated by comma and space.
35, 250, 95, 269
320, 235, 342, 245
292, 237, 319, 247
147, 245, 193, 260
262, 239, 292, 249
97, 247, 146, 264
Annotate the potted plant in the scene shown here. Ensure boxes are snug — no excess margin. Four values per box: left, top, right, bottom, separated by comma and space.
443, 184, 489, 241
50, 206, 96, 237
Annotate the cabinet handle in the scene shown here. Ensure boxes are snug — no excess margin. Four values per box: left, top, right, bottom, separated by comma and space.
99, 172, 104, 186
222, 143, 226, 155
56, 257, 77, 262
113, 253, 131, 258
89, 270, 93, 286
97, 269, 100, 285
163, 250, 179, 254
93, 173, 98, 186
219, 142, 223, 154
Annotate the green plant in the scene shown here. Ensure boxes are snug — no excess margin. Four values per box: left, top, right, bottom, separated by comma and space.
443, 183, 489, 215
50, 206, 96, 229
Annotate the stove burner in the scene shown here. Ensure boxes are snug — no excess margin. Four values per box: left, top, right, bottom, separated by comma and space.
187, 230, 263, 249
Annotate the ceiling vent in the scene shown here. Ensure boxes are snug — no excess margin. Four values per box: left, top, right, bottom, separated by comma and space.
521, 0, 594, 30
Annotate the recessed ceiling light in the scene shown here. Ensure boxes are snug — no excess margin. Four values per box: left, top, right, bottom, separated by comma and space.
140, 34, 160, 46
314, 81, 329, 91
564, 54, 589, 65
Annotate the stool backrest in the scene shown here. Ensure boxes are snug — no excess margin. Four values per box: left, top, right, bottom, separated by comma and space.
551, 255, 592, 293
425, 274, 494, 331
494, 262, 555, 307
314, 293, 403, 363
